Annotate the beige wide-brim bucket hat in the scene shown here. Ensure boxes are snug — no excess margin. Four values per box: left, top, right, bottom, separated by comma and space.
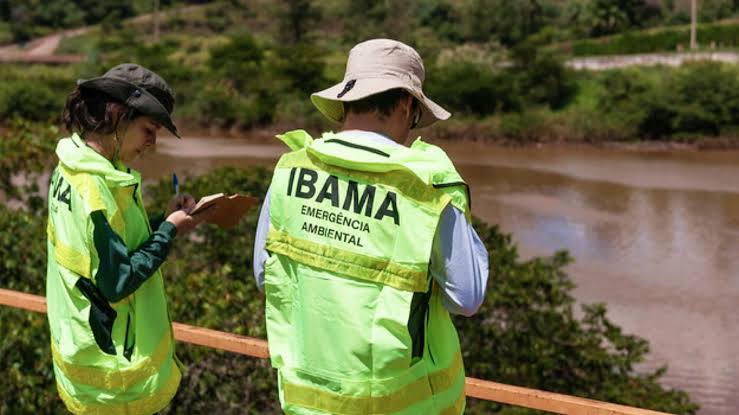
311, 39, 451, 129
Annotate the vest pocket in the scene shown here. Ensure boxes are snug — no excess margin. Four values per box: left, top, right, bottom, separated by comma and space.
407, 289, 431, 360
75, 278, 117, 355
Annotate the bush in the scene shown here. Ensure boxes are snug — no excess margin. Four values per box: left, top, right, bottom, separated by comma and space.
427, 44, 576, 118
595, 63, 739, 139
596, 68, 659, 137
266, 42, 329, 95
197, 33, 277, 127
509, 43, 578, 110
208, 33, 264, 92
669, 62, 739, 135
0, 81, 60, 122
0, 120, 57, 211
188, 81, 274, 128
498, 109, 552, 142
570, 22, 739, 56
426, 60, 519, 116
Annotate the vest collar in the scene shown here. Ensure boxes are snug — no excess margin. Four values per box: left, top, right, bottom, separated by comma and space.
56, 133, 139, 188
336, 130, 400, 147
276, 129, 465, 185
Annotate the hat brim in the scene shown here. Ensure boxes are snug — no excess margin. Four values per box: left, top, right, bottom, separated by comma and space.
311, 77, 451, 129
77, 77, 180, 138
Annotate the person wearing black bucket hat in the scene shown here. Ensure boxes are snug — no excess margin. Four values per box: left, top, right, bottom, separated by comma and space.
46, 63, 216, 414
76, 63, 181, 139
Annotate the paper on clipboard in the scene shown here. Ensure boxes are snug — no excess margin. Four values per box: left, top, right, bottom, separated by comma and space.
190, 193, 259, 230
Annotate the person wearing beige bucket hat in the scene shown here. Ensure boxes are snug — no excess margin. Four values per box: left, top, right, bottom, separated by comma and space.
253, 39, 488, 414
311, 38, 451, 130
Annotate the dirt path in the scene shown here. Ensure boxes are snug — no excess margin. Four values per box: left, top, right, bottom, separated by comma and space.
0, 4, 203, 64
0, 26, 89, 63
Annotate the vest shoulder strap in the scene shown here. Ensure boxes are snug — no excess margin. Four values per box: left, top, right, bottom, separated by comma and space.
277, 129, 314, 151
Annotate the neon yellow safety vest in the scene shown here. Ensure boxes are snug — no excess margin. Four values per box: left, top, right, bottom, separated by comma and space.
46, 133, 180, 414
265, 130, 471, 415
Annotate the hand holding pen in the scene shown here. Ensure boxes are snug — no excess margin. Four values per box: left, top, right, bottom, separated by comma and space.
166, 173, 196, 215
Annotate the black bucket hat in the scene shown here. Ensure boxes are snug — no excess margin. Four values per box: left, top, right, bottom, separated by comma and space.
77, 63, 180, 138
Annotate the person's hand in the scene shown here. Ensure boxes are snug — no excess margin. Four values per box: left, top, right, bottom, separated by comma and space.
165, 206, 220, 236
166, 193, 196, 216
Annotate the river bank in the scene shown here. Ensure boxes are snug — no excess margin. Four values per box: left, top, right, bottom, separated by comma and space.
173, 120, 739, 152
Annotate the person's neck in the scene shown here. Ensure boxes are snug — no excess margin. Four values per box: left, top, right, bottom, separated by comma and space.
83, 133, 116, 161
341, 113, 403, 143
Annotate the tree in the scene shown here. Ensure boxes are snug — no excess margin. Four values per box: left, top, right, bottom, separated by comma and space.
459, 0, 546, 46
274, 0, 321, 44
566, 0, 662, 37
508, 43, 578, 110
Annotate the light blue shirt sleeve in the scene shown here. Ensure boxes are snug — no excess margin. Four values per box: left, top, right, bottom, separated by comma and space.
252, 186, 489, 315
429, 204, 489, 316
253, 187, 271, 290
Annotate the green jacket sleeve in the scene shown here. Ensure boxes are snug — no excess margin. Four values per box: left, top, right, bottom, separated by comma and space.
149, 212, 166, 231
91, 211, 177, 302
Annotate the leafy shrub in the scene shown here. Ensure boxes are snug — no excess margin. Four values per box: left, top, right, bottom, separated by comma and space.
571, 22, 739, 56
595, 63, 739, 139
266, 42, 329, 95
669, 62, 739, 135
208, 33, 264, 92
0, 121, 57, 211
0, 81, 60, 122
196, 33, 276, 127
273, 92, 331, 131
0, 206, 63, 414
188, 81, 274, 128
596, 68, 659, 137
427, 44, 576, 118
498, 109, 552, 142
426, 60, 519, 116
509, 43, 578, 110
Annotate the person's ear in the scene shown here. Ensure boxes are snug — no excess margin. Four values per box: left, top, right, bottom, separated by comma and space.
406, 96, 420, 129
401, 95, 414, 123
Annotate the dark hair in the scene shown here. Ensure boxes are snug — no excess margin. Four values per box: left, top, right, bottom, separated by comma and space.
62, 87, 141, 136
343, 88, 418, 119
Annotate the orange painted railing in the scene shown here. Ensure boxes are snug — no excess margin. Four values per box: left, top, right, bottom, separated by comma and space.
0, 288, 674, 415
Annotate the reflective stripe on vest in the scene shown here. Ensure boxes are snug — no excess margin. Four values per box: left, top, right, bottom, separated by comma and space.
50, 333, 173, 390
55, 362, 181, 415
266, 228, 428, 292
47, 221, 92, 279
282, 352, 464, 414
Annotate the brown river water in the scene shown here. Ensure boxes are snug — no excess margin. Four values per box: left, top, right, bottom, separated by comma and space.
131, 136, 739, 415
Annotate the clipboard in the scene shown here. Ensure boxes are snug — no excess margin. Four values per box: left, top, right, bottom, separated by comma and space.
190, 193, 259, 230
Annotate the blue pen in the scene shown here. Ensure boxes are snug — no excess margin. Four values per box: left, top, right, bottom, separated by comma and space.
172, 173, 179, 195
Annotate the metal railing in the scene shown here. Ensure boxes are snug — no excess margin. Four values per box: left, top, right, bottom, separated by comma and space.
0, 288, 674, 415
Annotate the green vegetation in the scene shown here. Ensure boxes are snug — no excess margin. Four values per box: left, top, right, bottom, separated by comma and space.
0, 0, 206, 43
569, 20, 739, 55
2, 0, 739, 144
0, 126, 699, 413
